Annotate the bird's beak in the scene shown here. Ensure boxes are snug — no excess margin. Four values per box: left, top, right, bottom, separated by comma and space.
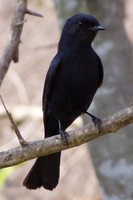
90, 24, 105, 31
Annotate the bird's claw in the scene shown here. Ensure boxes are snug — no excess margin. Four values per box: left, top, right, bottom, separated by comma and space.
85, 112, 102, 131
60, 130, 69, 145
91, 116, 102, 131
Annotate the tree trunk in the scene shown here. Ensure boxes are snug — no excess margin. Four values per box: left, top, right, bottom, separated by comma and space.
54, 0, 133, 199
87, 0, 133, 199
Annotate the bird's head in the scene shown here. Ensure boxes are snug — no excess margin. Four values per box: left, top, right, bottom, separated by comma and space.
59, 14, 105, 49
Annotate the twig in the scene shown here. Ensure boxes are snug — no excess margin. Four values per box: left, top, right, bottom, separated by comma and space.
25, 9, 43, 18
0, 105, 132, 168
0, 95, 27, 146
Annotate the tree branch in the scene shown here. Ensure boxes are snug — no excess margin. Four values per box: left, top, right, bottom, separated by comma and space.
0, 95, 27, 146
0, 105, 133, 168
0, 0, 27, 86
0, 0, 43, 87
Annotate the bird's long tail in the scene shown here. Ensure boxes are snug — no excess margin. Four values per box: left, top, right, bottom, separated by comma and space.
23, 152, 61, 190
23, 114, 61, 190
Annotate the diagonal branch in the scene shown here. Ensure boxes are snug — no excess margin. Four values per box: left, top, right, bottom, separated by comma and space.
0, 0, 43, 87
0, 0, 27, 86
0, 95, 27, 146
0, 105, 133, 169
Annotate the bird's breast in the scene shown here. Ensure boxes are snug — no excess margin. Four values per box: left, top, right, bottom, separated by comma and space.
50, 49, 99, 120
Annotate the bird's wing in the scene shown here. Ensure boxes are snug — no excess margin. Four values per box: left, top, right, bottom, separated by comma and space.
97, 56, 104, 87
42, 53, 61, 124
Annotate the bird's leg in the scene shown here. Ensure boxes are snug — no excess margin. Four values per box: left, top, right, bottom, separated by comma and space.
58, 120, 69, 145
85, 111, 102, 130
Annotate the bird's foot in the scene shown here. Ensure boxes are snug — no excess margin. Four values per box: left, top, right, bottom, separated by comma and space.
58, 120, 69, 145
91, 115, 102, 130
60, 130, 69, 145
85, 112, 102, 131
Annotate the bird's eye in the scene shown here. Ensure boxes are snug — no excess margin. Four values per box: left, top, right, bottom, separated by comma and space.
78, 21, 83, 26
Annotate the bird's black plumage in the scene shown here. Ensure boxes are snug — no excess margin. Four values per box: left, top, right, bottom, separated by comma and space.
23, 13, 105, 190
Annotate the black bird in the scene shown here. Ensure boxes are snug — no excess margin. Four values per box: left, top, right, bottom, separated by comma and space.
23, 13, 105, 190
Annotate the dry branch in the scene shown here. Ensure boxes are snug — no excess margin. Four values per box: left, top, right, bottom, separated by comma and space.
0, 95, 27, 146
0, 0, 43, 87
0, 0, 27, 86
0, 105, 133, 169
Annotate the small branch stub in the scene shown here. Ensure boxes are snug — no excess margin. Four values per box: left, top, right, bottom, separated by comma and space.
25, 9, 43, 18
